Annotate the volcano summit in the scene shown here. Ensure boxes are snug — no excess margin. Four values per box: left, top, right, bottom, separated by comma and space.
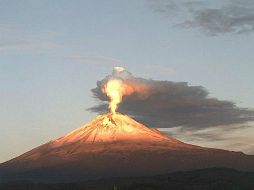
0, 112, 254, 182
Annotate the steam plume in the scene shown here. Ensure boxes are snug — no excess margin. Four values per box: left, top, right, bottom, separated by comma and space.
89, 67, 254, 130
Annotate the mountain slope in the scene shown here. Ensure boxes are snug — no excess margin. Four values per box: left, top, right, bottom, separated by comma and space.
2, 168, 254, 190
0, 113, 254, 182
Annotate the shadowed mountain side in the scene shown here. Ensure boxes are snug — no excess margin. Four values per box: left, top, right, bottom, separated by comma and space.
0, 113, 254, 183
1, 168, 254, 190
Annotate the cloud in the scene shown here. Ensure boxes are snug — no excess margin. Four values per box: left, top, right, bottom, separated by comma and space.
88, 68, 254, 130
0, 25, 59, 52
184, 1, 254, 35
158, 123, 254, 154
148, 0, 178, 14
150, 0, 254, 36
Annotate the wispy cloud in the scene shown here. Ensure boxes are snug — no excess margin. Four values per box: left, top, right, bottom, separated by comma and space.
0, 25, 60, 52
149, 0, 254, 36
184, 1, 254, 35
158, 122, 254, 154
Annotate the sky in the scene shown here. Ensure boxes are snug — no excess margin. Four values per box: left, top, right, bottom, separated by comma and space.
1, 0, 254, 163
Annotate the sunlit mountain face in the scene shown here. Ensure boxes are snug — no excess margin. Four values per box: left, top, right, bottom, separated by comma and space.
0, 112, 254, 183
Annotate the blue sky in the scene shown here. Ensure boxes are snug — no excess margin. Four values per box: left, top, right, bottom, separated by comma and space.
1, 0, 254, 163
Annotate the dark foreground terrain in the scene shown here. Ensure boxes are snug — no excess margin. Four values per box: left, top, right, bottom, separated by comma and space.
1, 168, 254, 190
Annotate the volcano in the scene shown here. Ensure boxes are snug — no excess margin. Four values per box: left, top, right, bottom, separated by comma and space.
0, 113, 254, 182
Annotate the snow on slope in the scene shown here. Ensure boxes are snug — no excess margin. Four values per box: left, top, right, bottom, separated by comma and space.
4, 112, 197, 164
51, 112, 180, 146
